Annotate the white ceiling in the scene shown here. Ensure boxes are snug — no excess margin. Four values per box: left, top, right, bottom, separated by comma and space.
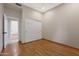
22, 3, 61, 12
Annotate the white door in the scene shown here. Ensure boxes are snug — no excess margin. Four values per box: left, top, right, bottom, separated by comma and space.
4, 15, 9, 48
25, 19, 42, 42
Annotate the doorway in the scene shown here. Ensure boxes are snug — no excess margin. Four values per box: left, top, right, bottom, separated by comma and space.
4, 15, 19, 48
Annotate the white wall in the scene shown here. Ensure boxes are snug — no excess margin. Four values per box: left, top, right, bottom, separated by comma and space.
25, 19, 42, 42
0, 4, 4, 52
20, 5, 42, 43
4, 4, 21, 19
43, 3, 79, 48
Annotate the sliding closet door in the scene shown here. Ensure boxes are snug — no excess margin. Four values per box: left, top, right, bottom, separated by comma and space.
0, 4, 3, 53
25, 18, 42, 42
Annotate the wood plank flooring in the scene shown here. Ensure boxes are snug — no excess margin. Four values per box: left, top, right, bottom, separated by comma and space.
1, 39, 79, 56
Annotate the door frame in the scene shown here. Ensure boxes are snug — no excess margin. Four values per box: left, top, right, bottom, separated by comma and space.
3, 14, 20, 48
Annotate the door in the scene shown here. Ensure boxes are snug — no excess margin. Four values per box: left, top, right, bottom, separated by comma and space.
26, 18, 42, 42
4, 16, 19, 48
4, 15, 8, 48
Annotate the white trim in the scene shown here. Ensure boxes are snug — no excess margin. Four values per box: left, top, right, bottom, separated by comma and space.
6, 16, 19, 21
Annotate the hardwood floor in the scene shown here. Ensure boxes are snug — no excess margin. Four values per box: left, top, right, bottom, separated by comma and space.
1, 39, 79, 56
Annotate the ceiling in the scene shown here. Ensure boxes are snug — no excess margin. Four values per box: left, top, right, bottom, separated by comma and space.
22, 3, 61, 12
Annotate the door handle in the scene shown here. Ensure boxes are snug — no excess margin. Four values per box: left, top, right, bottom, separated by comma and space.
3, 32, 7, 34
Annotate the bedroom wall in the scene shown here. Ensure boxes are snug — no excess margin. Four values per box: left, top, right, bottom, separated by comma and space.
42, 3, 79, 48
20, 5, 42, 43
